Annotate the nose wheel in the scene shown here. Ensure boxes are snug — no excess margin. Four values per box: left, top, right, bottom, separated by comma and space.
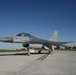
27, 48, 30, 56
28, 51, 30, 56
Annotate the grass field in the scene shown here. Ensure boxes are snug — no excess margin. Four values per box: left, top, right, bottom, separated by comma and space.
0, 50, 26, 52
0, 49, 76, 52
57, 49, 76, 51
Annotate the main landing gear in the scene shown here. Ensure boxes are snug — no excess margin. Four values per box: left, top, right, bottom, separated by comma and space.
48, 50, 53, 54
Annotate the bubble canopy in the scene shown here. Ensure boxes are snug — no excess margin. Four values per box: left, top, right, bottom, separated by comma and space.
16, 33, 30, 37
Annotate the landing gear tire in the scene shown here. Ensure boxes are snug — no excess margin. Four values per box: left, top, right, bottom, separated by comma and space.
38, 51, 41, 54
48, 51, 53, 54
48, 51, 52, 54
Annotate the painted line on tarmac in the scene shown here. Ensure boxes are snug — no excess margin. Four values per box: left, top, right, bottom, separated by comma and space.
37, 52, 52, 60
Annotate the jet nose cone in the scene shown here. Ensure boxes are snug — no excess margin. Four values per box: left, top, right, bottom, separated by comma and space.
0, 37, 13, 43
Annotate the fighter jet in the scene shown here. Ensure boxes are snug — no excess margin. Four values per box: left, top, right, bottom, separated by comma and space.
0, 31, 72, 55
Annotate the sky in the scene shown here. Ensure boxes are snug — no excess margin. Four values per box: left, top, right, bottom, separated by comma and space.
0, 0, 76, 49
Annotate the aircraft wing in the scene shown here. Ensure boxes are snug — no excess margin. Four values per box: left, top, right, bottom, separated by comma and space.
42, 41, 73, 50
50, 41, 72, 45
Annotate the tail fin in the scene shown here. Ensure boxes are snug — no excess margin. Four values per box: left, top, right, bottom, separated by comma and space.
49, 31, 58, 42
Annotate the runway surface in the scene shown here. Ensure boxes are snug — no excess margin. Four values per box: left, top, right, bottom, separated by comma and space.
0, 50, 76, 75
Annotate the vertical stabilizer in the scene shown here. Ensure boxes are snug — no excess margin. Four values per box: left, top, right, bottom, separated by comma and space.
49, 31, 58, 42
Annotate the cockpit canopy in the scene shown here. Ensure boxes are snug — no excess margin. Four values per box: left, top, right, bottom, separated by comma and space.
16, 33, 30, 37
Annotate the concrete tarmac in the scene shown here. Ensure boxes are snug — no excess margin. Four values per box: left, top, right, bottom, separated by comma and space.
0, 50, 76, 75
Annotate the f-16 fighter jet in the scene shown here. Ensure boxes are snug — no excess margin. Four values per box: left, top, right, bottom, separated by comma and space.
0, 31, 72, 55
